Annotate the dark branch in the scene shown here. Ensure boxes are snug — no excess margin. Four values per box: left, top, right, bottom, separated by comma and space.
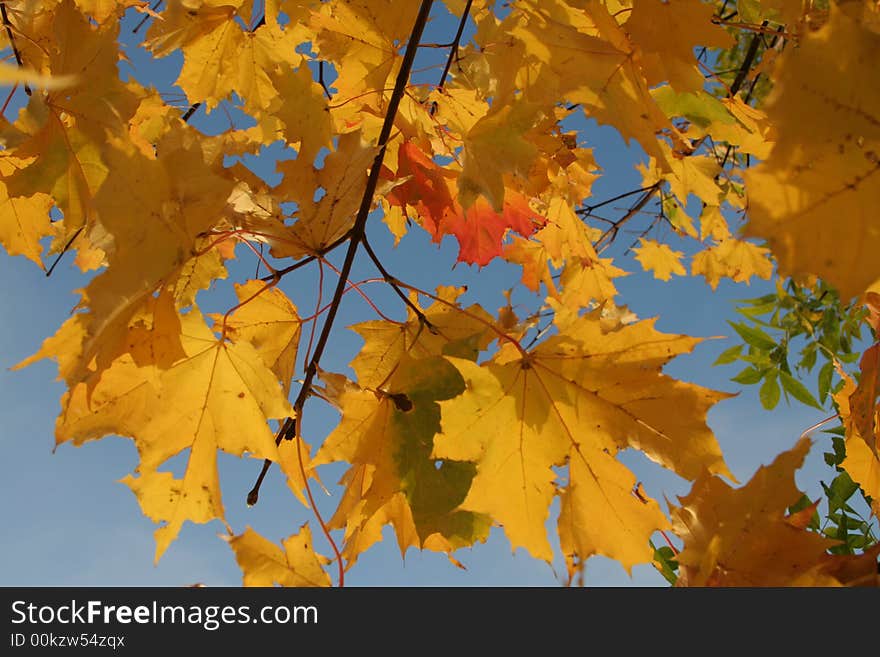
45, 226, 84, 277
181, 102, 201, 122
436, 0, 473, 90
720, 23, 784, 168
318, 61, 332, 100
132, 0, 163, 34
577, 186, 657, 217
2, 3, 31, 96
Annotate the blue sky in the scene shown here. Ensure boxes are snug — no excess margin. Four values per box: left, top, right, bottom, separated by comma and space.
0, 2, 859, 587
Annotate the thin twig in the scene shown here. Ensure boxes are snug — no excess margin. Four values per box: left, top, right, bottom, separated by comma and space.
259, 230, 353, 282
720, 22, 784, 168
593, 183, 661, 253
132, 0, 163, 34
284, 0, 435, 428
45, 226, 84, 277
730, 22, 767, 98
361, 235, 433, 328
437, 0, 472, 90
577, 186, 656, 217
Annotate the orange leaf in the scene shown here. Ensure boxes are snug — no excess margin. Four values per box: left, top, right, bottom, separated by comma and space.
387, 141, 545, 265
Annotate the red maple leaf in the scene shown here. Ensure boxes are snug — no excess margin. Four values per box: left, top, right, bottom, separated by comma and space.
387, 141, 544, 266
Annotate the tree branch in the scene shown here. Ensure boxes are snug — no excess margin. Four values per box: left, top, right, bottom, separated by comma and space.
247, 0, 435, 501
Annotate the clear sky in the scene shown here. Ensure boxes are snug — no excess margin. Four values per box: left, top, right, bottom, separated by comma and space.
0, 3, 854, 587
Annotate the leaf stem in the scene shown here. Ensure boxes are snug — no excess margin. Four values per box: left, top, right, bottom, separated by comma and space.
799, 414, 839, 440
394, 280, 529, 358
296, 431, 344, 587
263, 230, 354, 283
319, 256, 404, 324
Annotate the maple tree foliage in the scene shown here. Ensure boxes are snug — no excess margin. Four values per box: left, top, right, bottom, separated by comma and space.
1, 0, 878, 586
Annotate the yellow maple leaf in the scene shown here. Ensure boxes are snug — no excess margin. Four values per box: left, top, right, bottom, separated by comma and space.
699, 205, 732, 242
504, 198, 624, 308
146, 2, 307, 112
638, 141, 723, 208
268, 63, 333, 167
74, 0, 143, 23
16, 124, 239, 387
626, 0, 734, 92
745, 5, 880, 300
691, 238, 774, 290
56, 308, 292, 559
651, 87, 773, 159
632, 238, 686, 281
672, 438, 843, 586
348, 286, 493, 390
0, 172, 53, 267
274, 131, 376, 258
4, 1, 143, 237
216, 281, 302, 396
434, 313, 730, 567
225, 525, 331, 587
833, 355, 880, 517
313, 356, 491, 566
310, 0, 420, 111
458, 99, 542, 210
511, 0, 679, 170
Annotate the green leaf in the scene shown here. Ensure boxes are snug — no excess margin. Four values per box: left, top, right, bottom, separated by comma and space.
650, 542, 679, 585
651, 87, 733, 129
818, 360, 834, 404
737, 0, 763, 24
731, 366, 764, 385
799, 344, 817, 372
737, 302, 778, 318
829, 472, 859, 509
779, 370, 822, 409
736, 293, 778, 307
728, 321, 778, 351
788, 493, 814, 515
738, 351, 774, 368
713, 344, 743, 366
847, 535, 868, 550
760, 373, 780, 410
